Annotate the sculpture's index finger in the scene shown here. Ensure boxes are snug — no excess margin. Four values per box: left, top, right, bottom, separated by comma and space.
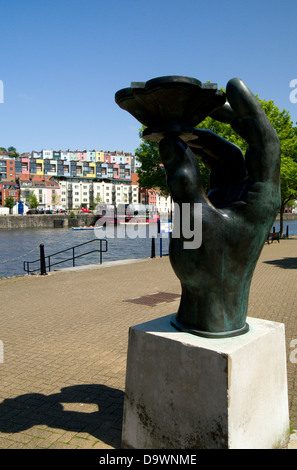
209, 102, 237, 124
158, 137, 209, 205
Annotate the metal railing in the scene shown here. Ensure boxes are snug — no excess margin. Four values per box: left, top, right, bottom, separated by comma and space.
23, 239, 108, 275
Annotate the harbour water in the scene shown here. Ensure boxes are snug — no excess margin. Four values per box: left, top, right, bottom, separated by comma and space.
0, 219, 296, 280
272, 219, 297, 236
0, 225, 170, 279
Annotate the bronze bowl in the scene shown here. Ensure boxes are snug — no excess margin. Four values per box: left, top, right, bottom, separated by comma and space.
115, 75, 226, 142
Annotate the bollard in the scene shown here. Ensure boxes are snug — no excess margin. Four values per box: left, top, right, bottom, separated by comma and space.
40, 244, 47, 275
151, 237, 155, 258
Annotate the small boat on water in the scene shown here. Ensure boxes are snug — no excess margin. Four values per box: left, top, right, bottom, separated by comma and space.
72, 226, 103, 231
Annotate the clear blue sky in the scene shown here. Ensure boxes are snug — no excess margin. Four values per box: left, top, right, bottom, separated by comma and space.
1, 0, 297, 154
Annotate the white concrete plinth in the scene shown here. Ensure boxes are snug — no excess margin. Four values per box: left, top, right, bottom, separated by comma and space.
121, 315, 290, 449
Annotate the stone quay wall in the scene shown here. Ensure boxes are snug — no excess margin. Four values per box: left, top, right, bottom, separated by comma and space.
0, 214, 97, 230
275, 213, 297, 221
0, 212, 296, 230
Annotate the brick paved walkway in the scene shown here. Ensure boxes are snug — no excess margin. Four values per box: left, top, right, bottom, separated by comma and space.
0, 239, 296, 449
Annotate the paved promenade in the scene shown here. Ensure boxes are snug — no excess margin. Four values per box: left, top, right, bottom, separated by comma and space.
0, 238, 297, 449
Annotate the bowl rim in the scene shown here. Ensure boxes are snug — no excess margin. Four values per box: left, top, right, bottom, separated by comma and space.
115, 75, 224, 104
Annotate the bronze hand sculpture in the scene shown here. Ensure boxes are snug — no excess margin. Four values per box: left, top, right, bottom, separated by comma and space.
116, 77, 281, 337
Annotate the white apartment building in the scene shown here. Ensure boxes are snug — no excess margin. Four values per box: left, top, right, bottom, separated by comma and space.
59, 181, 92, 208
156, 194, 173, 215
59, 180, 139, 209
93, 181, 113, 205
93, 181, 139, 206
130, 184, 139, 204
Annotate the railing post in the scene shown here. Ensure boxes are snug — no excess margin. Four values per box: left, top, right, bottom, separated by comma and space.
40, 244, 47, 275
24, 238, 108, 275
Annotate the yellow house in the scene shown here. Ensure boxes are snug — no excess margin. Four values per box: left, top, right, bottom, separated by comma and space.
36, 159, 44, 175
95, 151, 104, 163
86, 162, 96, 178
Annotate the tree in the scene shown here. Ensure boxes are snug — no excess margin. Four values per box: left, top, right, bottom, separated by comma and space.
135, 130, 168, 194
51, 193, 61, 209
257, 98, 297, 163
90, 194, 102, 210
7, 146, 19, 157
4, 196, 15, 214
27, 192, 39, 209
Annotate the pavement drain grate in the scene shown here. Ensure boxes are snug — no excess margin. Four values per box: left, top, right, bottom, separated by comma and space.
124, 292, 180, 307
